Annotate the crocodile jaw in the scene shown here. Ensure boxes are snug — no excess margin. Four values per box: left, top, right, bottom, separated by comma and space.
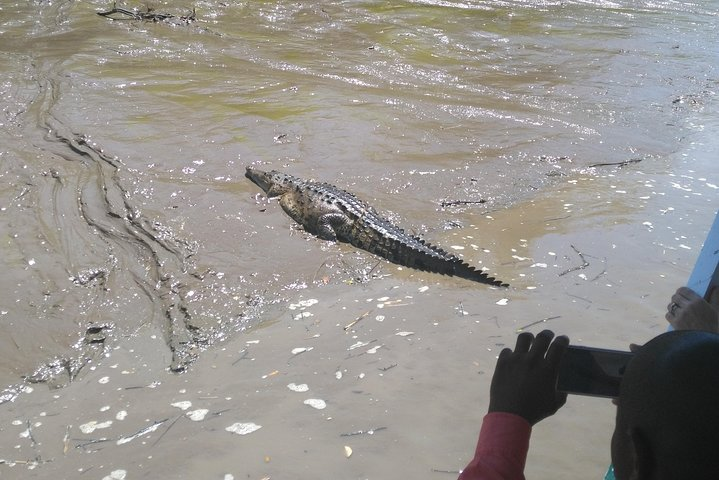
245, 167, 291, 197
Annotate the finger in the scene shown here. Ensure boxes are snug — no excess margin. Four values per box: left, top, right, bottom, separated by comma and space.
670, 293, 686, 308
676, 286, 700, 302
497, 347, 513, 363
529, 330, 554, 358
514, 332, 534, 353
545, 335, 569, 367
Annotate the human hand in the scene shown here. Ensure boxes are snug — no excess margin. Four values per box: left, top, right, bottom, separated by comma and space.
488, 330, 569, 426
666, 286, 719, 333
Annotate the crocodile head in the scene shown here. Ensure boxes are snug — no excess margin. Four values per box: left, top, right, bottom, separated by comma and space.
245, 167, 297, 197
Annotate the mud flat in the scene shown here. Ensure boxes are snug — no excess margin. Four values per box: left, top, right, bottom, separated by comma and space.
1, 153, 715, 479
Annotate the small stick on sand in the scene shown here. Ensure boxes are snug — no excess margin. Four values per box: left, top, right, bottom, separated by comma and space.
344, 311, 370, 331
559, 244, 589, 276
516, 316, 561, 333
588, 158, 642, 168
340, 426, 387, 437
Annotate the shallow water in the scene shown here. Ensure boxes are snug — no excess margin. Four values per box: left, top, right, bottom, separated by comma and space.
0, 0, 717, 398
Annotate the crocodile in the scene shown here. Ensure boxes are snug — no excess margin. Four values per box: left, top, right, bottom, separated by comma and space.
245, 167, 508, 287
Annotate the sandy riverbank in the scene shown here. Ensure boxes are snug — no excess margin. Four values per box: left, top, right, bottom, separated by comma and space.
1, 155, 714, 480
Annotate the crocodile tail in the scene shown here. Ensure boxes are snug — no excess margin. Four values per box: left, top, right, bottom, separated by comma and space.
386, 238, 509, 287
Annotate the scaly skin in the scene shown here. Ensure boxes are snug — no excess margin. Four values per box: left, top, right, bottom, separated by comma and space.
246, 167, 508, 287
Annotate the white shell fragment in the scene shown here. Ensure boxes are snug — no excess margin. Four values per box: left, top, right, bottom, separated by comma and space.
79, 420, 113, 434
102, 470, 127, 480
395, 331, 414, 337
226, 422, 262, 435
344, 445, 353, 458
496, 298, 509, 306
116, 420, 166, 445
186, 409, 209, 422
287, 383, 309, 392
171, 401, 193, 411
289, 299, 318, 310
291, 347, 313, 355
304, 398, 327, 410
418, 286, 430, 293
348, 341, 369, 350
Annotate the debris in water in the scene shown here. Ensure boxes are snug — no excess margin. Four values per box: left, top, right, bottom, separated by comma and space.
116, 419, 167, 445
186, 409, 209, 422
558, 244, 589, 276
496, 298, 509, 306
341, 426, 387, 437
101, 470, 127, 480
344, 445, 353, 458
291, 347, 313, 355
348, 340, 371, 350
344, 311, 370, 331
287, 383, 309, 392
225, 422, 262, 436
289, 299, 318, 310
303, 398, 327, 410
79, 420, 113, 434
170, 401, 192, 411
395, 331, 414, 337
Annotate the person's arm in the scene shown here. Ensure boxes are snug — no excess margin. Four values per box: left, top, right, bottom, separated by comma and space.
458, 412, 531, 480
458, 330, 569, 480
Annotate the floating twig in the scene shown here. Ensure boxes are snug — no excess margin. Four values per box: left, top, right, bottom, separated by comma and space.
75, 437, 112, 450
432, 468, 461, 474
124, 380, 161, 390
25, 420, 37, 447
559, 244, 589, 276
340, 426, 387, 437
366, 259, 383, 278
588, 158, 642, 168
63, 425, 71, 455
116, 418, 169, 446
379, 363, 397, 372
516, 316, 561, 333
151, 415, 181, 447
232, 348, 250, 366
590, 256, 608, 281
344, 311, 370, 331
440, 199, 487, 208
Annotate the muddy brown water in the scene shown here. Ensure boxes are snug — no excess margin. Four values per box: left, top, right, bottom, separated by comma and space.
0, 1, 717, 478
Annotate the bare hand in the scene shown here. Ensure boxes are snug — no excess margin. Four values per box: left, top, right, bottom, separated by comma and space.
488, 330, 569, 426
666, 286, 719, 333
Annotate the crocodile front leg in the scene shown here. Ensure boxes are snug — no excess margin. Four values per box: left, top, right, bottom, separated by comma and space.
316, 213, 351, 241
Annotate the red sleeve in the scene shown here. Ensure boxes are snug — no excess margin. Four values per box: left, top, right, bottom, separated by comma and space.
457, 412, 531, 480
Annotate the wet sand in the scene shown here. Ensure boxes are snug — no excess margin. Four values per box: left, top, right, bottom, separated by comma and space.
1, 2, 717, 479
1, 147, 715, 478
